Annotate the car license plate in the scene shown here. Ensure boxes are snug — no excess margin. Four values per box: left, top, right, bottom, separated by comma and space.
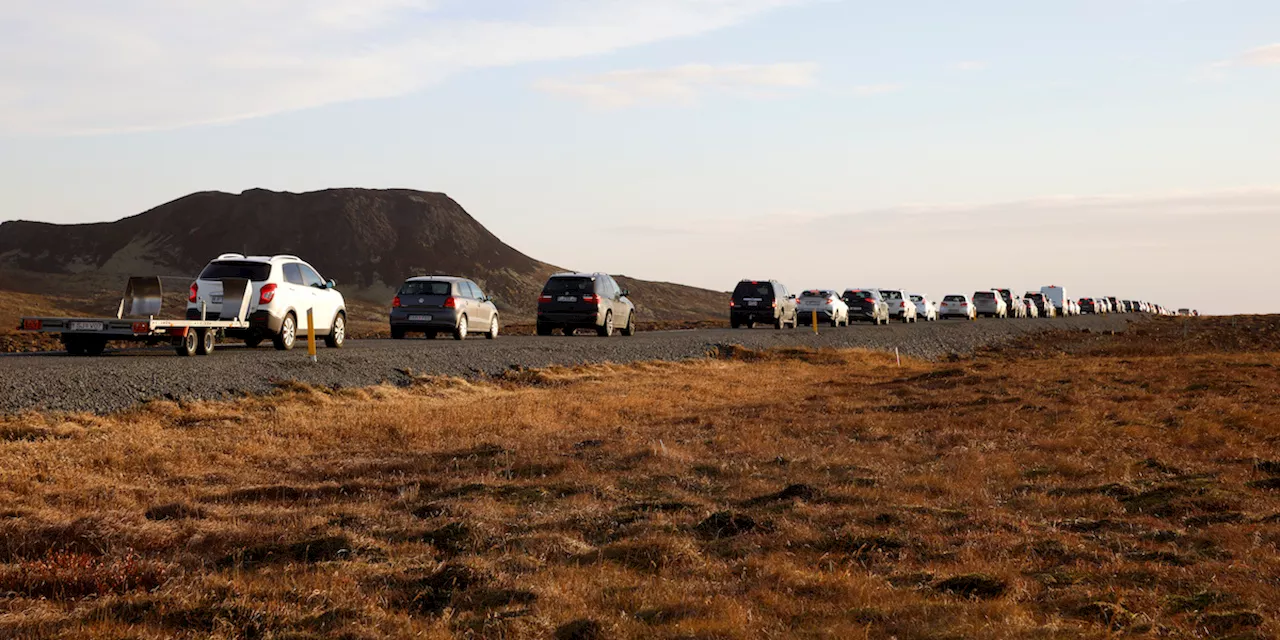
409, 315, 432, 322
211, 295, 223, 304
69, 321, 104, 331
557, 296, 577, 302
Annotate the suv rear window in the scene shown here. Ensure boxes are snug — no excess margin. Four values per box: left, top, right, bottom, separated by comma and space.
733, 282, 775, 299
974, 292, 996, 300
943, 295, 966, 302
199, 261, 271, 282
910, 295, 923, 302
543, 277, 595, 295
400, 281, 452, 296
881, 290, 902, 299
802, 290, 833, 298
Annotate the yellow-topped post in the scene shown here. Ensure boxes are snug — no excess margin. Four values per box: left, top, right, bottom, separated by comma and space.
306, 308, 317, 362
812, 309, 818, 334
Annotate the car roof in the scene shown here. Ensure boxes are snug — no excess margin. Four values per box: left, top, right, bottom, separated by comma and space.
403, 275, 467, 283
550, 272, 606, 279
210, 253, 305, 264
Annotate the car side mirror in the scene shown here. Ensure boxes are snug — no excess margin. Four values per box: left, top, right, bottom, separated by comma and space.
325, 279, 336, 289
619, 289, 629, 297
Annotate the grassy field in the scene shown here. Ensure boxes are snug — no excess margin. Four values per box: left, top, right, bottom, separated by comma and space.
1, 316, 1277, 639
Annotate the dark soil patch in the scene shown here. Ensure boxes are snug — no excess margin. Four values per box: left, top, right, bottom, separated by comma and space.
555, 619, 604, 640
934, 574, 1008, 599
742, 483, 819, 506
693, 512, 759, 539
144, 502, 206, 521
221, 535, 355, 568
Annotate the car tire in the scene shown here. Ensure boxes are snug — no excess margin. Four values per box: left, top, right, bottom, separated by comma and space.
195, 328, 216, 356
731, 320, 741, 329
426, 331, 439, 339
176, 330, 199, 357
453, 315, 468, 341
82, 337, 107, 357
597, 312, 614, 337
63, 334, 85, 356
325, 313, 346, 348
486, 315, 499, 339
774, 316, 783, 330
621, 313, 636, 336
536, 323, 553, 336
391, 327, 405, 340
244, 336, 264, 348
273, 312, 297, 351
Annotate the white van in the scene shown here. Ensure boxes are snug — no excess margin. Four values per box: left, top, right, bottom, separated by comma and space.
1040, 285, 1069, 316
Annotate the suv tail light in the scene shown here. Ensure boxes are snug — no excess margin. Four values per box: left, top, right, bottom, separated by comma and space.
729, 300, 736, 308
444, 296, 457, 309
863, 298, 874, 304
582, 293, 601, 305
770, 300, 777, 308
258, 283, 277, 305
392, 296, 401, 308
188, 282, 198, 303
538, 294, 552, 303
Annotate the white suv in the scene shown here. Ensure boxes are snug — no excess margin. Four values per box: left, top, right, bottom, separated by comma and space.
186, 254, 346, 350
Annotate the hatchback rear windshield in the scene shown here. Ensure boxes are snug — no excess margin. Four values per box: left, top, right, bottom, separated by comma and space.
910, 295, 923, 302
943, 295, 966, 302
974, 292, 996, 299
399, 281, 452, 296
199, 261, 271, 282
733, 282, 775, 299
844, 290, 874, 299
544, 277, 595, 295
881, 290, 903, 299
802, 290, 833, 298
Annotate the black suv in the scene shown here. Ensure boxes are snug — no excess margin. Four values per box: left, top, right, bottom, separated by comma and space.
843, 288, 890, 324
730, 280, 798, 329
536, 272, 636, 337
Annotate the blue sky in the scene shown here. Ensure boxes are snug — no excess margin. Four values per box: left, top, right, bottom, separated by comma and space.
2, 0, 1278, 313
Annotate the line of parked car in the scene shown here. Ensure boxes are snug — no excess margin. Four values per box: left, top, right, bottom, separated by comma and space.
180, 254, 1177, 353
729, 280, 1172, 329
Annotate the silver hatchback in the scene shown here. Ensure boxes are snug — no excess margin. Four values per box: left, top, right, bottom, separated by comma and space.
390, 276, 499, 340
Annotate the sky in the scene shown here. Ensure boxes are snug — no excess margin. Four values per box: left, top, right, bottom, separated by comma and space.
1, 0, 1278, 314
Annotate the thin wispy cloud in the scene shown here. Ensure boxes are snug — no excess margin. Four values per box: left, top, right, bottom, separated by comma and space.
1212, 43, 1280, 68
952, 61, 988, 72
534, 63, 818, 108
0, 0, 820, 135
849, 83, 904, 96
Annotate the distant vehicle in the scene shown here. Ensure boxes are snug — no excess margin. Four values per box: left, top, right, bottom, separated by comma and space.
994, 288, 1024, 318
1068, 300, 1081, 316
1106, 297, 1122, 313
730, 280, 798, 329
1040, 285, 1069, 316
537, 272, 636, 337
910, 293, 938, 322
188, 253, 346, 350
843, 288, 890, 325
973, 291, 1007, 318
1178, 308, 1192, 316
1022, 298, 1039, 318
390, 276, 499, 340
1079, 297, 1097, 314
939, 294, 976, 320
1025, 292, 1054, 318
797, 290, 850, 327
878, 289, 917, 322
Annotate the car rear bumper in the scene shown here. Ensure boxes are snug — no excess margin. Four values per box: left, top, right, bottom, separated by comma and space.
797, 310, 836, 322
538, 310, 604, 327
730, 309, 778, 323
390, 308, 461, 330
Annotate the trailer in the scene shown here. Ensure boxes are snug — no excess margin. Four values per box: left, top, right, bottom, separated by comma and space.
18, 276, 254, 356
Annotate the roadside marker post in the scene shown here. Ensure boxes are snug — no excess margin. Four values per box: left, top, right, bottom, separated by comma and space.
812, 310, 818, 335
896, 347, 901, 368
306, 308, 317, 362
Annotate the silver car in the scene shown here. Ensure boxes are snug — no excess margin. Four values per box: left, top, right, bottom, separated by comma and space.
390, 276, 500, 340
910, 293, 938, 321
973, 290, 1007, 318
797, 290, 850, 327
879, 289, 918, 323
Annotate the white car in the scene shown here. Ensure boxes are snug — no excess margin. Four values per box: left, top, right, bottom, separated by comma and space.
878, 289, 918, 323
939, 294, 976, 320
1022, 299, 1039, 318
187, 253, 346, 350
796, 289, 850, 327
910, 293, 938, 321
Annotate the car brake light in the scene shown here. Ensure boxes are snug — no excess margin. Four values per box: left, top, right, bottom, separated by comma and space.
863, 298, 874, 304
22, 319, 41, 331
771, 300, 777, 308
538, 294, 553, 303
582, 293, 601, 304
131, 321, 149, 334
729, 300, 736, 307
444, 296, 457, 309
189, 282, 198, 303
392, 296, 401, 308
258, 283, 277, 305
960, 302, 968, 306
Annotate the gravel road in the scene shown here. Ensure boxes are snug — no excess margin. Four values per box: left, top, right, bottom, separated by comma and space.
0, 315, 1133, 414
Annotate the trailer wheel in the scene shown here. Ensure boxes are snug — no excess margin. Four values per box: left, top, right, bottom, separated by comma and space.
83, 337, 107, 357
175, 330, 198, 357
63, 334, 85, 356
196, 328, 216, 355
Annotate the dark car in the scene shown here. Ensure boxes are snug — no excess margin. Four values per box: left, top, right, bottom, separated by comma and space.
1106, 296, 1122, 313
730, 280, 798, 329
1078, 297, 1097, 314
1024, 292, 1051, 317
536, 272, 636, 337
843, 288, 890, 325
390, 276, 499, 340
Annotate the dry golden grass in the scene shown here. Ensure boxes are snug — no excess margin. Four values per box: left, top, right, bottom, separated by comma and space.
1, 316, 1278, 639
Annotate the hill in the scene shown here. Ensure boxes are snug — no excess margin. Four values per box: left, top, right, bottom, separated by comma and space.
0, 188, 726, 321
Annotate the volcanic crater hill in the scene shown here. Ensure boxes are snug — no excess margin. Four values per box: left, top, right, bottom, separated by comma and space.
0, 188, 728, 320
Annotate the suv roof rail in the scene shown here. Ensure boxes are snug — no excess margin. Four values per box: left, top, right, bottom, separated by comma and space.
217, 252, 246, 260
274, 254, 301, 261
